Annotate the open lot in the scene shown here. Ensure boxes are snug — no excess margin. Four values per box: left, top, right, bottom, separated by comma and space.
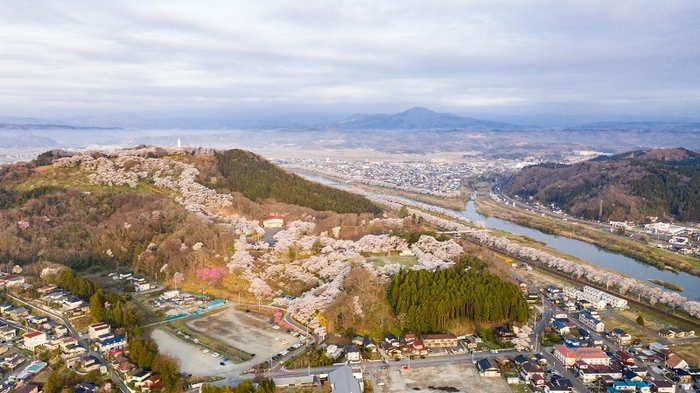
151, 305, 302, 376
376, 363, 511, 393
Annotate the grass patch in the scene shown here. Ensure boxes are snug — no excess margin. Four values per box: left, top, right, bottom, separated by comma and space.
367, 255, 416, 268
509, 384, 528, 393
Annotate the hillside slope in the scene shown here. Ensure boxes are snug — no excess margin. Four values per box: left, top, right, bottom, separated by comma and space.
503, 148, 700, 222
212, 149, 381, 214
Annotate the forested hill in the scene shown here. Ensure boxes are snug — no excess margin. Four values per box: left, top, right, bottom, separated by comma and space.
213, 149, 381, 214
503, 148, 700, 222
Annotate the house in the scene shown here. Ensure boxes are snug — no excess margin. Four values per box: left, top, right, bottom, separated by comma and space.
88, 323, 111, 339
36, 285, 57, 294
513, 354, 533, 366
552, 320, 571, 335
81, 356, 101, 372
262, 216, 285, 228
74, 382, 98, 393
346, 346, 361, 362
98, 335, 125, 353
665, 353, 688, 370
23, 331, 47, 350
529, 373, 546, 390
7, 307, 29, 321
610, 328, 632, 346
657, 329, 675, 339
25, 315, 47, 325
62, 297, 84, 311
579, 312, 605, 332
274, 375, 319, 389
0, 383, 12, 393
13, 385, 38, 393
1, 353, 25, 369
463, 336, 478, 350
614, 351, 636, 366
651, 380, 675, 393
62, 344, 87, 357
142, 375, 163, 391
328, 365, 362, 393
519, 362, 544, 383
576, 364, 622, 384
0, 325, 16, 341
609, 380, 649, 392
420, 333, 458, 348
129, 369, 152, 385
477, 358, 501, 377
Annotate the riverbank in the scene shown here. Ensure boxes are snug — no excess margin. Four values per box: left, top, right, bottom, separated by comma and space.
475, 197, 700, 278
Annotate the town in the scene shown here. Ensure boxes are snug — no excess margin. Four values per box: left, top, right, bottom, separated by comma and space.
0, 260, 697, 393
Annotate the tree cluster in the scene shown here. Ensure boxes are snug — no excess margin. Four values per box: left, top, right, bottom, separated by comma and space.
213, 149, 381, 214
200, 379, 275, 393
53, 269, 100, 299
389, 268, 529, 333
89, 289, 138, 329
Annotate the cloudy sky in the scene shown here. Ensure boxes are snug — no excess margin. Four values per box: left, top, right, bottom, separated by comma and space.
1, 1, 699, 123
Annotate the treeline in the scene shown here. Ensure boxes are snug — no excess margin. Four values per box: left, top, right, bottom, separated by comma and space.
0, 185, 64, 209
127, 337, 180, 392
389, 268, 529, 333
89, 289, 138, 328
201, 380, 275, 393
213, 149, 381, 214
53, 269, 100, 299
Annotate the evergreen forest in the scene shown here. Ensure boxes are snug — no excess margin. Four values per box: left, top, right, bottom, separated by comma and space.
389, 268, 529, 333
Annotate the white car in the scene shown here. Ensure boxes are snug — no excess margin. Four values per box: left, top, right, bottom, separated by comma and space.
272, 325, 280, 330
212, 352, 219, 357
202, 349, 209, 354
281, 340, 288, 345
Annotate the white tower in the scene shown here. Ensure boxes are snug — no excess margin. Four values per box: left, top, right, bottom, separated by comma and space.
177, 138, 181, 148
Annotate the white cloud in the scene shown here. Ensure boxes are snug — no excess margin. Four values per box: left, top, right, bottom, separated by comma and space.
0, 0, 698, 118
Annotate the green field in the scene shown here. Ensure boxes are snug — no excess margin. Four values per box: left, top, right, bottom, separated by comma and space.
367, 255, 417, 268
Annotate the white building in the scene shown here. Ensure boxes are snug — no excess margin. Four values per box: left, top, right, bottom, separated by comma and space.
88, 323, 110, 339
579, 312, 605, 332
23, 331, 47, 350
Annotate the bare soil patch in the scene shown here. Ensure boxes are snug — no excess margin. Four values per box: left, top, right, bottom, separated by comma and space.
377, 363, 510, 393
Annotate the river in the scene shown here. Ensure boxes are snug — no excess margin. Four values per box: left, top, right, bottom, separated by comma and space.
460, 199, 700, 301
294, 171, 700, 301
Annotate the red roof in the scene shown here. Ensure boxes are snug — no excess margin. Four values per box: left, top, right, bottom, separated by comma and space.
24, 331, 43, 338
263, 216, 284, 221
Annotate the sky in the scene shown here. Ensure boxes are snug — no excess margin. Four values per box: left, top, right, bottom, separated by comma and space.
1, 1, 699, 124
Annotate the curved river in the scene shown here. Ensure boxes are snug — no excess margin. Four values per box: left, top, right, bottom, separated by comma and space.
295, 172, 700, 301
460, 199, 700, 301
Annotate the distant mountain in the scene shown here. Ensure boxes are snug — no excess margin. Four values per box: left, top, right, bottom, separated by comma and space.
0, 133, 58, 148
329, 107, 522, 130
0, 123, 119, 131
503, 147, 700, 222
570, 121, 700, 132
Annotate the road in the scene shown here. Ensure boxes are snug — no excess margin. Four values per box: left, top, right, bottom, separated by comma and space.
7, 293, 130, 393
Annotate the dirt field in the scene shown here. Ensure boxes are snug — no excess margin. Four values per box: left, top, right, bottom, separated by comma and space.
376, 363, 511, 393
151, 305, 302, 376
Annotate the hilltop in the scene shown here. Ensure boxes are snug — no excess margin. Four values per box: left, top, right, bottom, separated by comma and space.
0, 146, 381, 270
503, 148, 700, 222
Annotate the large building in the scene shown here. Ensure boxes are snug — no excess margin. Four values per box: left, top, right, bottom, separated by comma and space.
420, 333, 458, 348
563, 286, 627, 309
553, 345, 611, 367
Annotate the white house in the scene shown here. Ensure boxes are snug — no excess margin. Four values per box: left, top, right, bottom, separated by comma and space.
23, 331, 47, 350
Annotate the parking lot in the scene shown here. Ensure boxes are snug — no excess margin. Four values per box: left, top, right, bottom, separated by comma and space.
151, 305, 304, 376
